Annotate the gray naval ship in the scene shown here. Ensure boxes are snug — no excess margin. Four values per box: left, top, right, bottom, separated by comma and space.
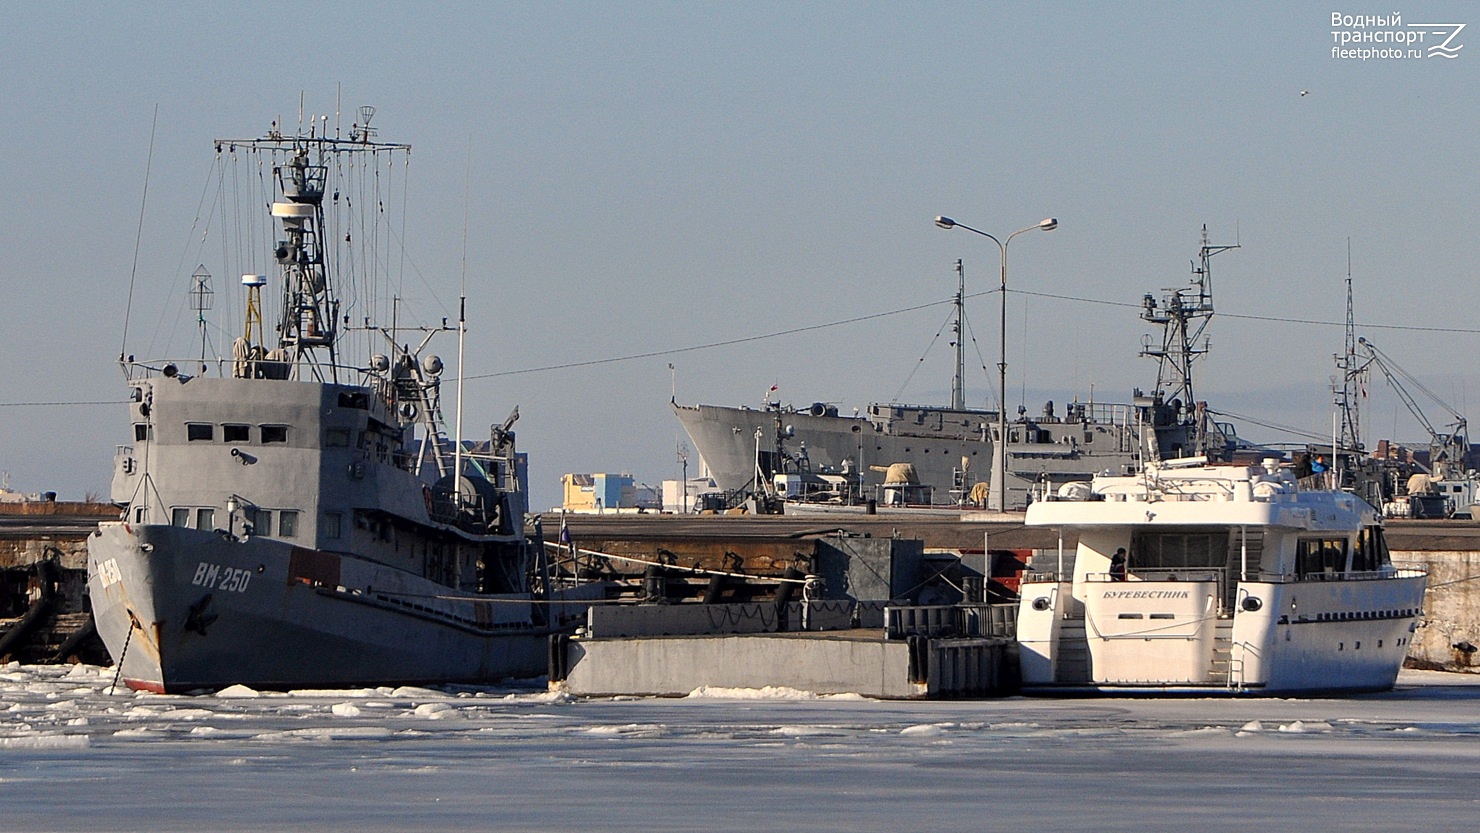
674, 229, 1250, 510
88, 111, 598, 693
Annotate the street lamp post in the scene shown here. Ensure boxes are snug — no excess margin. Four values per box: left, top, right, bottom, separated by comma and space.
934, 215, 1058, 511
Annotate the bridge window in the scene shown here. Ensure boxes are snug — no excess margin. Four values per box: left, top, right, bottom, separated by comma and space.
323, 511, 342, 540
223, 424, 250, 443
187, 423, 214, 442
250, 509, 273, 536
261, 425, 289, 444
1297, 538, 1348, 577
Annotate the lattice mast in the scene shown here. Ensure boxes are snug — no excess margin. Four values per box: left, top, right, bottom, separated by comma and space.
216, 108, 410, 383
1140, 225, 1237, 412
950, 258, 966, 411
1333, 241, 1365, 453
189, 264, 213, 370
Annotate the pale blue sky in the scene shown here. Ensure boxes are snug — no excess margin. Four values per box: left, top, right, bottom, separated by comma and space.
3, 3, 1477, 508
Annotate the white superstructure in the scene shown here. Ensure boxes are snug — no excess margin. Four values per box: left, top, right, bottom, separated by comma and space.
1017, 458, 1427, 694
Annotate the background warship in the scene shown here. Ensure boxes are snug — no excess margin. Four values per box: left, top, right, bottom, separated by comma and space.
674, 229, 1253, 511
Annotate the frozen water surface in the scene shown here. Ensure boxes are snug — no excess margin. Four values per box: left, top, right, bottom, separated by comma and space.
3, 662, 1480, 832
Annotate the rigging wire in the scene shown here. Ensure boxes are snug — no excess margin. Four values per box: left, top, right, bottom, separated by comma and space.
120, 104, 159, 364
219, 153, 235, 344
960, 303, 994, 409
13, 283, 1475, 411
399, 149, 412, 326
1013, 288, 1480, 334
384, 223, 450, 318
464, 286, 1480, 383
462, 298, 950, 381
890, 306, 956, 403
1205, 408, 1331, 442
145, 155, 224, 361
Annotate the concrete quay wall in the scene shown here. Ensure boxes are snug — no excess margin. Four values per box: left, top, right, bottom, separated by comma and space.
559, 633, 921, 698
564, 516, 1480, 675
1397, 550, 1480, 671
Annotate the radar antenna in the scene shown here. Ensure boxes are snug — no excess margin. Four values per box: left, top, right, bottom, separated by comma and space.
353, 105, 377, 143
241, 273, 266, 345
189, 264, 214, 372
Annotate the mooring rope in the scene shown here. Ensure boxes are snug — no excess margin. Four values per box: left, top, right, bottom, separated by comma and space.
542, 541, 810, 584
107, 615, 138, 696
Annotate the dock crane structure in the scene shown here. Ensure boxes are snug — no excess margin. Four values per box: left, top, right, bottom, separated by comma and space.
1356, 337, 1470, 479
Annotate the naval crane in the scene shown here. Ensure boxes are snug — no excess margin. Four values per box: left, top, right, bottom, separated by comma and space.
1356, 337, 1470, 479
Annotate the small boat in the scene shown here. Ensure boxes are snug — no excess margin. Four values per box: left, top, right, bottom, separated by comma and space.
87, 108, 600, 693
1017, 457, 1427, 694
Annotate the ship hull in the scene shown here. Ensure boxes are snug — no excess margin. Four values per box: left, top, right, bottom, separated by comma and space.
1017, 574, 1425, 696
87, 522, 568, 693
674, 401, 1152, 508
1251, 575, 1427, 694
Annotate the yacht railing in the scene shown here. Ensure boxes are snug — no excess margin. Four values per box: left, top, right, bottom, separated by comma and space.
1241, 566, 1427, 584
1097, 569, 1222, 583
1026, 566, 1424, 585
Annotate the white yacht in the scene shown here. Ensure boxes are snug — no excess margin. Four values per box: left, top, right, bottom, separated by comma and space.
1016, 458, 1427, 694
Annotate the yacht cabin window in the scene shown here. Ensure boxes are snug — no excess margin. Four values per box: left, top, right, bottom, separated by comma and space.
1297, 537, 1348, 577
1129, 529, 1230, 574
1353, 527, 1390, 573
